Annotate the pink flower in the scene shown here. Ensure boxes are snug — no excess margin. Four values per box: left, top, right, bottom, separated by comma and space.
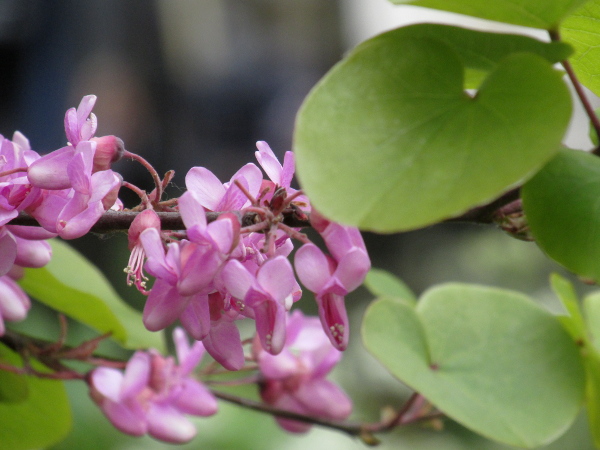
253, 310, 352, 432
139, 196, 237, 338
200, 291, 246, 371
222, 256, 296, 355
64, 95, 98, 147
125, 209, 161, 294
254, 141, 309, 209
90, 328, 217, 443
0, 133, 41, 225
294, 231, 370, 350
185, 163, 262, 211
90, 135, 125, 172
55, 141, 122, 239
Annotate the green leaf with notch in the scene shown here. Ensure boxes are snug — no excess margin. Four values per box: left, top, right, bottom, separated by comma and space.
362, 283, 585, 447
295, 27, 571, 232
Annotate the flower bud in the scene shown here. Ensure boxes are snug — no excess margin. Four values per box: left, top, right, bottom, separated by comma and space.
91, 135, 125, 172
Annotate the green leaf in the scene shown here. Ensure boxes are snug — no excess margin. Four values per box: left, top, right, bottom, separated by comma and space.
358, 24, 572, 89
551, 273, 587, 340
0, 346, 28, 404
294, 29, 571, 232
562, 1, 600, 98
582, 293, 600, 447
364, 268, 417, 306
583, 354, 600, 449
0, 343, 71, 450
19, 239, 164, 352
522, 150, 600, 284
362, 284, 585, 447
390, 0, 589, 29
584, 292, 600, 353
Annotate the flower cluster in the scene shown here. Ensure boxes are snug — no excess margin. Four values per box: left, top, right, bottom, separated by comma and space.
0, 94, 371, 443
130, 140, 370, 371
253, 310, 352, 432
0, 96, 125, 334
89, 328, 217, 443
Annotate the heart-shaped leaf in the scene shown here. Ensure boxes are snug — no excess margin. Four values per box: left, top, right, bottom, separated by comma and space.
294, 29, 571, 232
18, 239, 164, 351
522, 149, 600, 283
362, 284, 584, 447
562, 1, 600, 98
390, 0, 588, 29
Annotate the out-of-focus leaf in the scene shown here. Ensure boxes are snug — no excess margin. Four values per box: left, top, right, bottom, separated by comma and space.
0, 343, 71, 450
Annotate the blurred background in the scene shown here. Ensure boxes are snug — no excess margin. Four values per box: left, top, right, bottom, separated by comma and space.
0, 0, 597, 448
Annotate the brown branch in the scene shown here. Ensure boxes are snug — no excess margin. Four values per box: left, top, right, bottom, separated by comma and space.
7, 209, 312, 233
211, 390, 444, 445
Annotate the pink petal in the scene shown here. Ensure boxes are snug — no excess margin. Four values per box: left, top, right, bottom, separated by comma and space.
173, 378, 218, 416
7, 225, 57, 240
91, 367, 123, 401
256, 256, 295, 303
258, 349, 298, 379
174, 332, 206, 376
102, 399, 147, 437
121, 352, 151, 399
206, 217, 236, 254
255, 141, 282, 185
178, 293, 211, 340
76, 95, 97, 126
295, 378, 352, 420
14, 237, 51, 268
178, 191, 207, 231
0, 276, 30, 321
0, 230, 17, 276
221, 259, 254, 300
185, 167, 225, 211
140, 230, 178, 284
280, 151, 295, 188
294, 244, 331, 293
253, 298, 287, 355
146, 404, 196, 443
333, 248, 370, 293
27, 146, 75, 190
223, 163, 262, 208
316, 292, 349, 351
57, 193, 105, 239
202, 320, 244, 371
143, 280, 188, 331
178, 245, 221, 296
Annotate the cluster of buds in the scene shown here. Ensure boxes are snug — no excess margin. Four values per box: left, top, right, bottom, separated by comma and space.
0, 95, 371, 443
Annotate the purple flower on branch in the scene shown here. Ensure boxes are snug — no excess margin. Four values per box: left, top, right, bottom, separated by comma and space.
254, 310, 352, 432
89, 328, 217, 443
